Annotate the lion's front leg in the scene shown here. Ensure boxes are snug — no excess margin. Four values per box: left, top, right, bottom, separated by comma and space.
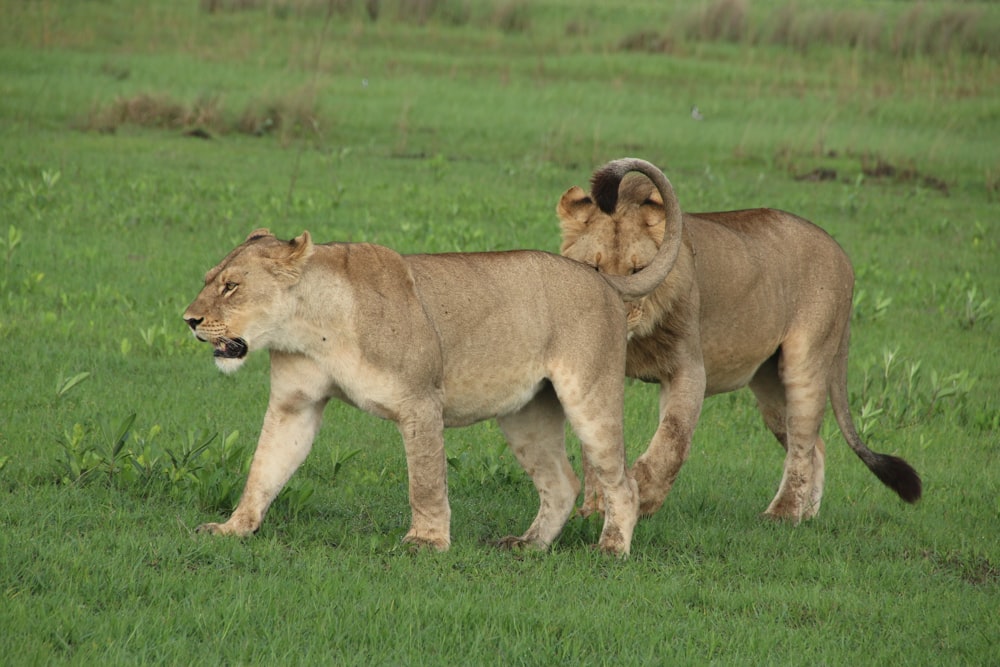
397, 409, 451, 551
198, 398, 324, 536
578, 458, 605, 517
632, 363, 705, 516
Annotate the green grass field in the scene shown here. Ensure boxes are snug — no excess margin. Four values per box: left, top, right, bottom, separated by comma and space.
1, 1, 998, 664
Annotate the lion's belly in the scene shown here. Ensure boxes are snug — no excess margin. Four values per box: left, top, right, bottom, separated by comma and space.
440, 363, 546, 428
701, 335, 780, 395
704, 363, 764, 395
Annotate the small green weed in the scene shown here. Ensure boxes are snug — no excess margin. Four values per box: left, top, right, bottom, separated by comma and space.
56, 422, 101, 484
3, 225, 22, 268
960, 285, 993, 329
929, 273, 994, 330
56, 372, 91, 398
139, 323, 167, 349
856, 346, 976, 438
162, 430, 217, 486
54, 415, 239, 498
94, 412, 137, 482
448, 439, 522, 487
852, 288, 892, 322
330, 445, 361, 477
52, 415, 360, 516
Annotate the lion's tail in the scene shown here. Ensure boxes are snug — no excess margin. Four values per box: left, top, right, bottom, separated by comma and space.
829, 324, 923, 504
590, 158, 683, 301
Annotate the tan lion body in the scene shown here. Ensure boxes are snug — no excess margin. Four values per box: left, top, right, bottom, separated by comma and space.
184, 158, 682, 555
559, 169, 921, 521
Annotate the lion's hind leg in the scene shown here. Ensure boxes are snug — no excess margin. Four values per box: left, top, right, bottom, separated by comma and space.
557, 391, 638, 556
750, 355, 827, 520
496, 385, 581, 551
758, 345, 829, 523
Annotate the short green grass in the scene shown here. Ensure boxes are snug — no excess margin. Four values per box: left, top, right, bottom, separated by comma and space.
1, 1, 997, 664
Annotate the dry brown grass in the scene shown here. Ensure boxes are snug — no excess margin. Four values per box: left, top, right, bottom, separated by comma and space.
200, 0, 351, 17
618, 30, 676, 55
197, 0, 530, 31
790, 150, 951, 195
79, 91, 320, 141
683, 0, 748, 43
237, 91, 321, 140
82, 94, 221, 134
620, 1, 998, 59
892, 4, 993, 58
767, 9, 885, 53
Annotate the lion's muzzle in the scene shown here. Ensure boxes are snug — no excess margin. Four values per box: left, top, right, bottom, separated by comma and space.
184, 316, 204, 334
184, 316, 248, 360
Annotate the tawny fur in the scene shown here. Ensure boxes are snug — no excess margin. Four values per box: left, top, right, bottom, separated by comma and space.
183, 158, 680, 555
558, 165, 921, 521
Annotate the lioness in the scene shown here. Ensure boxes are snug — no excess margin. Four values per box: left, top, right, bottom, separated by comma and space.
183, 158, 678, 555
558, 162, 922, 521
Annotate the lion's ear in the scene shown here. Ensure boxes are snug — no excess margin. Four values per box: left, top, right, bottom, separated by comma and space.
288, 231, 314, 262
643, 189, 666, 228
271, 231, 314, 280
557, 186, 595, 236
245, 228, 273, 242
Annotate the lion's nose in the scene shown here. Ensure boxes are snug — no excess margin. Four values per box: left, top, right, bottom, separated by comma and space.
185, 316, 203, 331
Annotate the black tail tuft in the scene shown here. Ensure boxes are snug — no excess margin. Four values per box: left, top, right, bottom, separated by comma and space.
590, 162, 626, 214
869, 454, 922, 503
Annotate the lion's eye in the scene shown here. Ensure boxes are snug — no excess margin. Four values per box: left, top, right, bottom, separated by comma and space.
222, 281, 238, 295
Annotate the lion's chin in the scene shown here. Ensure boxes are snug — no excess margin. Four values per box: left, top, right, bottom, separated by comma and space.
213, 337, 248, 359
214, 356, 246, 375
211, 337, 248, 375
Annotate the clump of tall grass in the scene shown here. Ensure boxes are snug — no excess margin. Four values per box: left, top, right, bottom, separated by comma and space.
83, 93, 222, 134
79, 91, 321, 140
682, 0, 748, 43
891, 4, 994, 58
622, 1, 999, 59
198, 0, 530, 32
235, 91, 321, 139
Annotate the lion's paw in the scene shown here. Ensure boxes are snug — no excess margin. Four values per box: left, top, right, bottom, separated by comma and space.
596, 526, 630, 558
402, 533, 450, 552
195, 520, 259, 536
496, 535, 526, 550
578, 491, 606, 518
195, 522, 227, 535
631, 462, 669, 516
761, 508, 804, 525
496, 535, 546, 552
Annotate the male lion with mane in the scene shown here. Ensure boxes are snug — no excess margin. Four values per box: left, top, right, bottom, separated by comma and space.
183, 158, 678, 555
558, 160, 921, 522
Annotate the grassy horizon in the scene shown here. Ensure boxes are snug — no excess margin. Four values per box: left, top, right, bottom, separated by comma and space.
1, 1, 997, 664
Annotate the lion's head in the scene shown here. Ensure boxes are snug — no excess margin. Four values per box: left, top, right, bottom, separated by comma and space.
183, 228, 314, 374
558, 165, 685, 333
558, 172, 667, 277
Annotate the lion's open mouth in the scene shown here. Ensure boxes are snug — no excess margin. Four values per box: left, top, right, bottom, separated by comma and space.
213, 338, 249, 359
